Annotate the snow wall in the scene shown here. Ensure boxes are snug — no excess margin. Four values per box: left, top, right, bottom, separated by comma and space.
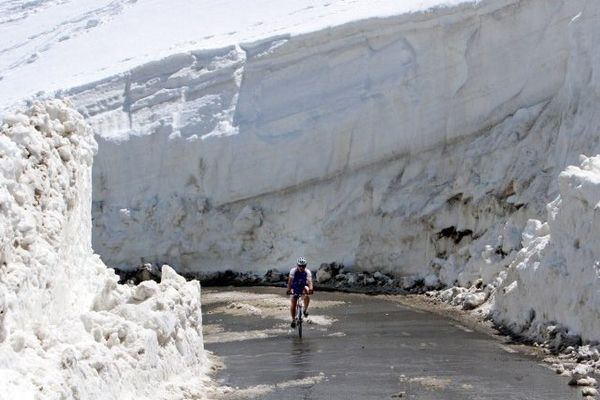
495, 156, 600, 344
0, 101, 208, 399
49, 0, 600, 344
69, 0, 599, 280
70, 0, 600, 345
493, 5, 600, 344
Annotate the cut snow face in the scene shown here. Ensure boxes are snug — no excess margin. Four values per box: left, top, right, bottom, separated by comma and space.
74, 0, 588, 277
0, 101, 210, 399
76, 0, 600, 353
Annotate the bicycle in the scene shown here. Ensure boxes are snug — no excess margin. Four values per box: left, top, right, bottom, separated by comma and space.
293, 293, 304, 338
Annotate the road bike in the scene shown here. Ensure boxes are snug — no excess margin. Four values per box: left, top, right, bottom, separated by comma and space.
293, 293, 304, 338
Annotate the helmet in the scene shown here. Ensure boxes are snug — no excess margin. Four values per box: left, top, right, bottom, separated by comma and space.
296, 257, 307, 267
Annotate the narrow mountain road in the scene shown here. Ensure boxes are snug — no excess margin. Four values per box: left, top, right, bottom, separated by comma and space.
202, 287, 580, 399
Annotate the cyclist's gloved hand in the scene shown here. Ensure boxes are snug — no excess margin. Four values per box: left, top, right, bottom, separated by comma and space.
286, 289, 292, 295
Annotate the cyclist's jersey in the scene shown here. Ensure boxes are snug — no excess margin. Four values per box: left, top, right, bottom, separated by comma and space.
289, 267, 312, 294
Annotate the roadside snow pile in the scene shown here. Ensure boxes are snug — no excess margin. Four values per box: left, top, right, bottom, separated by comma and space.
425, 1, 600, 348
0, 101, 209, 399
494, 155, 600, 344
423, 155, 600, 392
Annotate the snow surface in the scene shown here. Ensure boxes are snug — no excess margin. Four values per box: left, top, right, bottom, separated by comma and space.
0, 101, 209, 399
0, 0, 472, 110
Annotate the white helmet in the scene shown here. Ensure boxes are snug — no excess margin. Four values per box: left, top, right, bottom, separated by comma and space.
296, 257, 307, 266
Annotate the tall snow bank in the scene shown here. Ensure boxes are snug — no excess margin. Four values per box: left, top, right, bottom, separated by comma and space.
74, 0, 586, 273
494, 155, 600, 343
488, 1, 600, 344
0, 101, 209, 399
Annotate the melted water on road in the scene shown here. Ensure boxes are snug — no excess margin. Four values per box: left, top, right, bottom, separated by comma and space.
203, 287, 580, 399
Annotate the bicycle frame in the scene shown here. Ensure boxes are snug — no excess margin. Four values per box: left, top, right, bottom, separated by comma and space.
293, 293, 304, 338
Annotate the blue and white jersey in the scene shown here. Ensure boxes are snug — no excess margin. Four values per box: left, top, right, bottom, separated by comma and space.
289, 267, 312, 294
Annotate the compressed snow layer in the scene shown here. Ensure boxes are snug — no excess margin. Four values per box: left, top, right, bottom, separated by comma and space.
0, 0, 475, 109
75, 0, 588, 273
494, 155, 600, 343
0, 101, 209, 399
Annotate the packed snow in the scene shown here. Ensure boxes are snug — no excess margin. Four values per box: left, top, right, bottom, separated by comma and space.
0, 101, 209, 399
495, 155, 600, 343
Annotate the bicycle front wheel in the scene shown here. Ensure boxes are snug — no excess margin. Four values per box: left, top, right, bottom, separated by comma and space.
296, 304, 303, 338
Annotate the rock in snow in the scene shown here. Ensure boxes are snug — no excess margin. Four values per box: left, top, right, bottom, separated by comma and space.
0, 101, 209, 399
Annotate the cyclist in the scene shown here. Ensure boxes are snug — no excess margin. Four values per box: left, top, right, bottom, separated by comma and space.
286, 257, 314, 328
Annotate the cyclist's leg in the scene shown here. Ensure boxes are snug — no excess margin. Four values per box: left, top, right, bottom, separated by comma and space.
303, 286, 310, 312
290, 295, 298, 320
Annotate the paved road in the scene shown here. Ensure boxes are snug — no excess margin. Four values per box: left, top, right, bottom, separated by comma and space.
202, 287, 580, 399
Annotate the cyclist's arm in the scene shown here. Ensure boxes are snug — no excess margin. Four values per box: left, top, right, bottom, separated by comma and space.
287, 269, 294, 294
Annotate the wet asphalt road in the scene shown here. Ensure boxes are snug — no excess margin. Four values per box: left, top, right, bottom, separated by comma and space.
203, 287, 581, 399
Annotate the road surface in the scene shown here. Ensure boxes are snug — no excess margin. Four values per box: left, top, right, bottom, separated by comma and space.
202, 287, 580, 399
